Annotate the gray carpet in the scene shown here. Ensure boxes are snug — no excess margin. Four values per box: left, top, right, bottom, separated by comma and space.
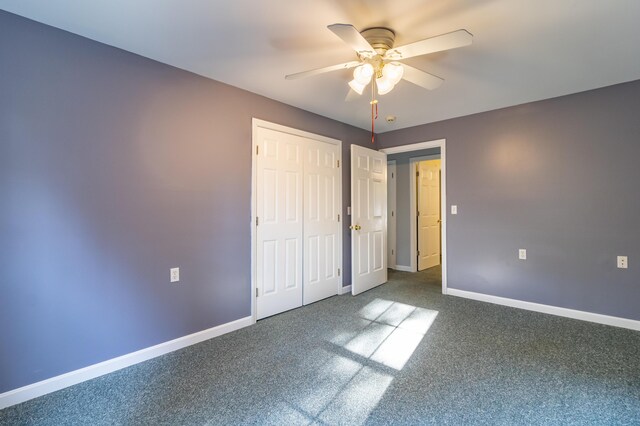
2, 267, 639, 425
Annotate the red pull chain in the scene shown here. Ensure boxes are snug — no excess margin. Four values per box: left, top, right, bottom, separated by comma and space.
371, 102, 375, 144
370, 81, 378, 144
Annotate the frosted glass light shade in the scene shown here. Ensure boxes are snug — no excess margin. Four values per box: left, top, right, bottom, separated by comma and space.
348, 79, 367, 95
353, 63, 374, 85
376, 75, 394, 95
382, 62, 404, 85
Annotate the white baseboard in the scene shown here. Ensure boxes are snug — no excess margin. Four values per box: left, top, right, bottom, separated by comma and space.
0, 315, 254, 410
447, 288, 640, 331
340, 285, 352, 295
392, 265, 414, 272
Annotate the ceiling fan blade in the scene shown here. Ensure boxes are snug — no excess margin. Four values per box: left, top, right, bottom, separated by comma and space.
285, 61, 360, 80
385, 29, 473, 60
401, 64, 444, 90
327, 24, 376, 58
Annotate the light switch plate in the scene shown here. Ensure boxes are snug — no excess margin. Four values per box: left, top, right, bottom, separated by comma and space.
519, 249, 527, 260
451, 205, 458, 215
170, 267, 180, 282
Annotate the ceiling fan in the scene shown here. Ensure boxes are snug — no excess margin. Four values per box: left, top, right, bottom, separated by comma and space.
285, 24, 473, 97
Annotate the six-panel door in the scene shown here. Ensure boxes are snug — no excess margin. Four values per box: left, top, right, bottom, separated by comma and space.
418, 159, 441, 271
350, 145, 387, 296
303, 139, 341, 305
256, 128, 304, 319
256, 127, 341, 319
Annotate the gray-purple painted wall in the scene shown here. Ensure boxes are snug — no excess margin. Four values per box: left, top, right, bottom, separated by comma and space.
3, 8, 640, 396
379, 80, 640, 322
0, 11, 372, 393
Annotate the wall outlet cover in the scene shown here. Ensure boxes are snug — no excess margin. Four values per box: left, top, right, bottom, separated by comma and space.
617, 256, 628, 269
451, 205, 458, 215
170, 267, 180, 282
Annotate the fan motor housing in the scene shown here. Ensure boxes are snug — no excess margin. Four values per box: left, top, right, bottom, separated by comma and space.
360, 27, 396, 55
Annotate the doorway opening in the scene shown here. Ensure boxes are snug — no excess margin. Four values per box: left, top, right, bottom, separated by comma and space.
380, 140, 447, 294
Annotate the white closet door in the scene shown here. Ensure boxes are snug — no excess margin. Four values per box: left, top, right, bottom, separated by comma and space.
351, 145, 387, 295
303, 139, 341, 305
256, 128, 303, 320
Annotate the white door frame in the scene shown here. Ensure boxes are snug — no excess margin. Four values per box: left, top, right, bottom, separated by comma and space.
387, 160, 397, 270
410, 155, 441, 273
380, 139, 448, 294
251, 118, 343, 321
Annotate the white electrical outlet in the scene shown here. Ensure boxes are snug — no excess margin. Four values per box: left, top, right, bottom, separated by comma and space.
617, 256, 628, 269
451, 205, 458, 215
170, 267, 180, 282
519, 249, 527, 260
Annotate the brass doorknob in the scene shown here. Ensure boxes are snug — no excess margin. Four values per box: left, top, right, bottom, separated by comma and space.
350, 225, 362, 231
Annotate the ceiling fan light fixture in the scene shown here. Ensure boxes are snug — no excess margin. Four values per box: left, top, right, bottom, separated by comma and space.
353, 63, 374, 85
287, 23, 474, 103
348, 78, 368, 95
376, 75, 395, 95
383, 62, 404, 85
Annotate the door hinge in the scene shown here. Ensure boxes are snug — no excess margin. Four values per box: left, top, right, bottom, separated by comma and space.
417, 211, 420, 216
338, 214, 340, 222
338, 268, 341, 276
417, 250, 420, 256
416, 171, 419, 177
392, 249, 394, 255
256, 145, 259, 155
256, 288, 259, 297
391, 210, 394, 217
337, 159, 340, 168
256, 216, 259, 226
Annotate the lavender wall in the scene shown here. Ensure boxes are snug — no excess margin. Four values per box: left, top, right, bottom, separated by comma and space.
378, 80, 640, 322
0, 11, 372, 393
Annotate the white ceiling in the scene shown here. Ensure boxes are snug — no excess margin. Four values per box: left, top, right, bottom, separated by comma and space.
3, 0, 640, 132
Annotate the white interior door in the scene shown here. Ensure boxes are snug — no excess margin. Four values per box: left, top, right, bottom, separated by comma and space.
387, 161, 397, 269
418, 159, 441, 271
303, 139, 341, 304
256, 128, 303, 319
351, 145, 387, 295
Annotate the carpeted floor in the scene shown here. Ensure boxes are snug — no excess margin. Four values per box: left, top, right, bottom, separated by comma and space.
2, 267, 639, 425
